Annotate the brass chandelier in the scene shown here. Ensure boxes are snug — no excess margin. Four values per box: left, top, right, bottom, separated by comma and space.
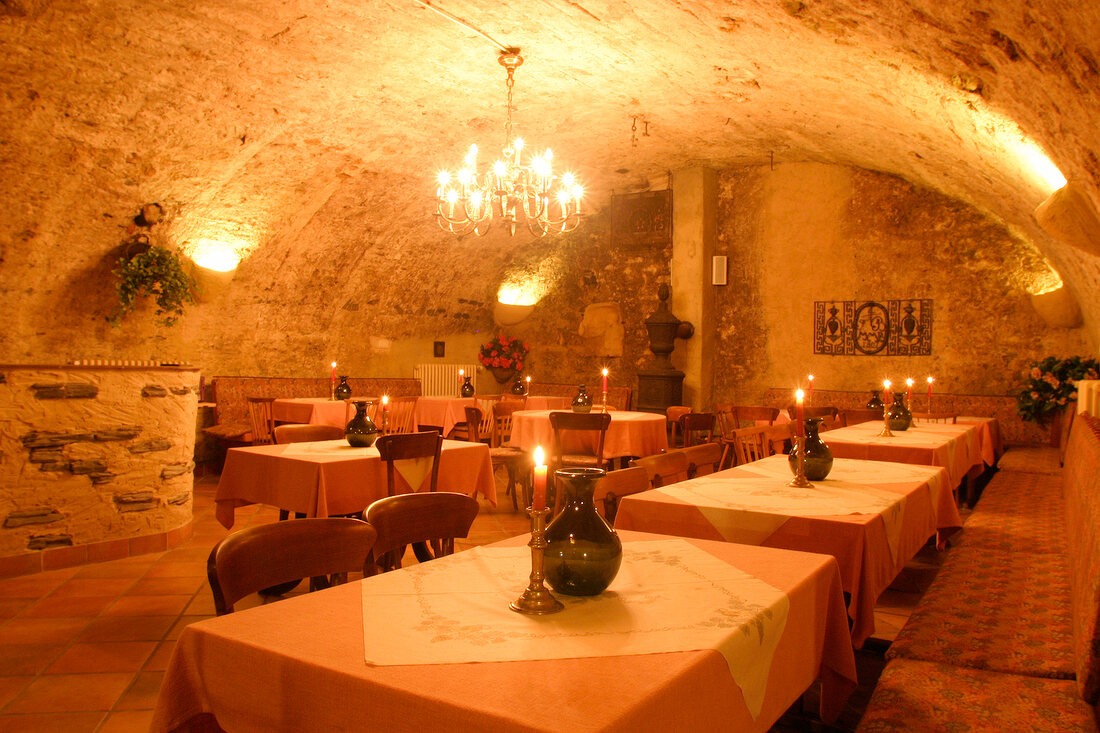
434, 49, 584, 237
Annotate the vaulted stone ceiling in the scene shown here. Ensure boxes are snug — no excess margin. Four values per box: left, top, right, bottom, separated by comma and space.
2, 0, 1099, 358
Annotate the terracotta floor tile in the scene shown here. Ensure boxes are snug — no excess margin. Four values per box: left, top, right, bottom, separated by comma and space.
97, 709, 155, 733
113, 671, 164, 711
0, 618, 91, 646
23, 596, 115, 618
44, 642, 155, 674
166, 616, 212, 640
4, 672, 132, 713
124, 576, 205, 596
0, 677, 32, 710
103, 595, 191, 617
49, 578, 136, 598
141, 640, 176, 672
72, 558, 156, 580
0, 576, 67, 600
0, 600, 35, 620
78, 616, 175, 643
0, 645, 66, 676
182, 592, 216, 616
156, 547, 211, 563
0, 711, 106, 732
141, 562, 207, 579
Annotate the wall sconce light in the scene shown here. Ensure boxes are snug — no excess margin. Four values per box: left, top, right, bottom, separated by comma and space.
494, 284, 538, 325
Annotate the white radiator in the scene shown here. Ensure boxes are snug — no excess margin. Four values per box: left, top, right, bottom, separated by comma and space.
414, 363, 479, 397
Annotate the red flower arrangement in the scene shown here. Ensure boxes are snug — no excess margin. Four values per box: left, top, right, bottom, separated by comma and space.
478, 334, 529, 372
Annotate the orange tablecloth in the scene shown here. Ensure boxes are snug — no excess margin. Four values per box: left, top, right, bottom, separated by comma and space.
412, 396, 476, 435
821, 420, 984, 488
523, 394, 571, 410
272, 397, 361, 428
509, 409, 669, 459
614, 455, 961, 647
151, 532, 856, 733
215, 439, 496, 527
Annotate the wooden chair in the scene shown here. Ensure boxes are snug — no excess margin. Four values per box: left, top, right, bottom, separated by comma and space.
726, 425, 771, 467
375, 431, 443, 496
911, 412, 959, 424
362, 492, 479, 574
840, 408, 884, 427
548, 411, 613, 514
715, 404, 780, 434
682, 442, 723, 478
630, 450, 690, 488
273, 424, 345, 444
592, 466, 650, 522
666, 405, 693, 447
207, 518, 378, 615
381, 395, 417, 435
465, 406, 531, 510
448, 395, 502, 441
246, 397, 276, 445
786, 405, 839, 423
679, 412, 716, 447
764, 423, 793, 457
493, 399, 525, 448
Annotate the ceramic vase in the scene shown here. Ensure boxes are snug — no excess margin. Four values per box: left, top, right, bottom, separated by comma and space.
334, 376, 352, 401
788, 417, 834, 480
571, 384, 593, 413
345, 400, 380, 447
460, 376, 474, 398
544, 468, 622, 595
887, 392, 912, 431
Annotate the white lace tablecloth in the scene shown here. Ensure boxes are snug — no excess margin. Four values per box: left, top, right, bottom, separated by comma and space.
362, 539, 789, 719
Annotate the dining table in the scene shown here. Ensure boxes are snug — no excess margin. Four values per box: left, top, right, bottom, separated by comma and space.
215, 438, 496, 528
820, 419, 987, 490
150, 531, 857, 733
412, 396, 476, 435
521, 394, 571, 410
272, 397, 364, 428
508, 408, 669, 460
614, 454, 961, 647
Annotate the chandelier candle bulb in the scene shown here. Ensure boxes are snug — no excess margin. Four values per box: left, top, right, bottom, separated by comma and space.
532, 447, 547, 511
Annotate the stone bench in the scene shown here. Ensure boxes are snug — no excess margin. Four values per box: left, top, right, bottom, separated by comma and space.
856, 415, 1100, 731
203, 376, 422, 443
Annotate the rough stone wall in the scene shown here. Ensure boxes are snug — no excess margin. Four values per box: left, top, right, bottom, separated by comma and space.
714, 163, 1091, 405
0, 366, 198, 557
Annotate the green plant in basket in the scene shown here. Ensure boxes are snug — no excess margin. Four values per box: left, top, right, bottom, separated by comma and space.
1016, 355, 1099, 422
111, 239, 197, 327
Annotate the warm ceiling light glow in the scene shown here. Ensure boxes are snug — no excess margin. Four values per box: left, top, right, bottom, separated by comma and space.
190, 239, 241, 272
1010, 138, 1067, 193
497, 285, 539, 306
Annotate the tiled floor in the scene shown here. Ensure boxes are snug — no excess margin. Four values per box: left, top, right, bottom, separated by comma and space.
0, 471, 942, 732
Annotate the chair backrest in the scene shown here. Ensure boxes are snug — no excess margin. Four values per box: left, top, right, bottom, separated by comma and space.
715, 404, 780, 436
207, 518, 378, 615
666, 405, 693, 446
273, 423, 345, 444
381, 396, 417, 435
764, 423, 793, 456
731, 425, 771, 465
840, 408, 884, 427
463, 406, 497, 445
548, 410, 612, 466
679, 412, 716, 447
681, 442, 724, 478
910, 412, 958, 424
630, 450, 690, 488
592, 466, 650, 522
493, 400, 525, 445
375, 431, 443, 495
246, 397, 276, 445
363, 492, 479, 573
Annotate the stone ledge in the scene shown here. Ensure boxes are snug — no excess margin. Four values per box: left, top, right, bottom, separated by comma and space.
0, 520, 195, 578
31, 382, 99, 399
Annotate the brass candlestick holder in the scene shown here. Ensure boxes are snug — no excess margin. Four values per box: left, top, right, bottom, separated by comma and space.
787, 435, 814, 488
878, 404, 894, 437
510, 507, 564, 615
601, 390, 609, 413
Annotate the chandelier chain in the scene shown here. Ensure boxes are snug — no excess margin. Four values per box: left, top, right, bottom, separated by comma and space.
505, 66, 515, 153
